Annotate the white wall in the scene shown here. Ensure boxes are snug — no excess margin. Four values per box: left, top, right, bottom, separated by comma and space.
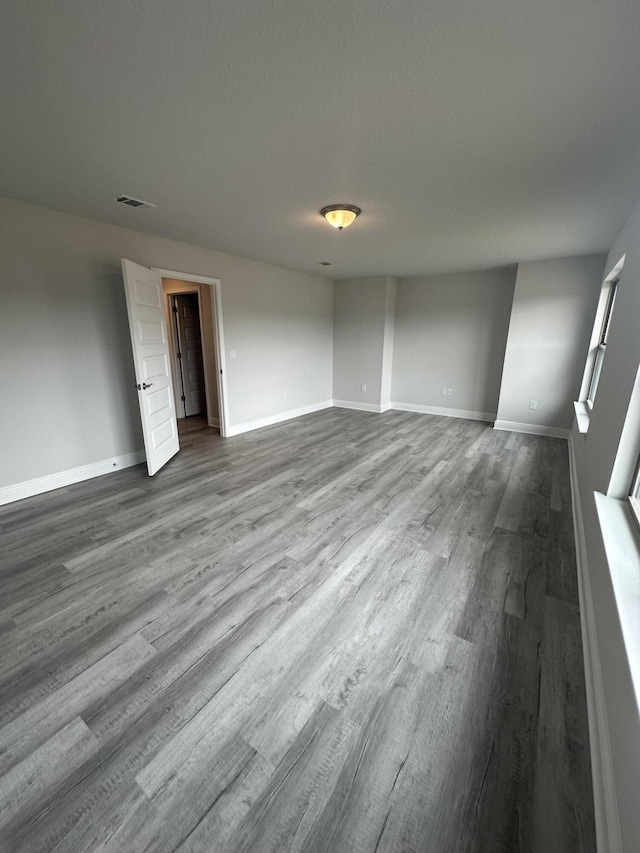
0, 196, 333, 491
332, 277, 390, 408
571, 196, 640, 853
380, 278, 397, 407
224, 269, 333, 427
391, 268, 516, 418
496, 256, 605, 431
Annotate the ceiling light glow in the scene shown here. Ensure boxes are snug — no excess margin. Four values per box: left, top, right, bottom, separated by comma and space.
321, 204, 361, 230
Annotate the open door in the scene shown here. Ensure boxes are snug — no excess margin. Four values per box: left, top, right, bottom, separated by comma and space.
121, 259, 179, 475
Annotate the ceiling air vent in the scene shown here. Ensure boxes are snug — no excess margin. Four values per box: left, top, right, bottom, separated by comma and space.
113, 195, 157, 210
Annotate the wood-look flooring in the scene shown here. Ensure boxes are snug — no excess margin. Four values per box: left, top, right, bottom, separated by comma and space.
0, 409, 595, 852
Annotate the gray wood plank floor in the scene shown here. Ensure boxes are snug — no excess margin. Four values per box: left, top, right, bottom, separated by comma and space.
0, 410, 595, 852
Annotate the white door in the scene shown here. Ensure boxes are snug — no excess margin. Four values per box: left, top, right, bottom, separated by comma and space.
175, 294, 207, 416
121, 259, 180, 475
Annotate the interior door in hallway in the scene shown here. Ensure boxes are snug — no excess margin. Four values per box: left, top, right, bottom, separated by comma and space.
121, 259, 180, 476
174, 293, 207, 417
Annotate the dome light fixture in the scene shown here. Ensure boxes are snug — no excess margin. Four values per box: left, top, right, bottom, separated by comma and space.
321, 204, 361, 230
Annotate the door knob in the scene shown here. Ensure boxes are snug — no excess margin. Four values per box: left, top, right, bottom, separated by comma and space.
135, 382, 154, 390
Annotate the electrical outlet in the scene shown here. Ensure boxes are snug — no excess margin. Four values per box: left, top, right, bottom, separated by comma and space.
529, 399, 538, 410
360, 383, 366, 392
446, 388, 452, 396
441, 387, 447, 396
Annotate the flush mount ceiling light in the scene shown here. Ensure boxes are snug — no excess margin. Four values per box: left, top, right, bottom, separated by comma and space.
321, 204, 361, 230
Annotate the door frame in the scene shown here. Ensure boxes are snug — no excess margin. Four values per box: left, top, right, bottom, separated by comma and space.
153, 269, 229, 437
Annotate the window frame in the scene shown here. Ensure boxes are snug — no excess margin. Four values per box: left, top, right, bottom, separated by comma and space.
630, 455, 640, 531
585, 277, 619, 410
577, 256, 625, 429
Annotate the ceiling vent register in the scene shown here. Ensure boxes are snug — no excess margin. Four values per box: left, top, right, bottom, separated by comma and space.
113, 195, 157, 210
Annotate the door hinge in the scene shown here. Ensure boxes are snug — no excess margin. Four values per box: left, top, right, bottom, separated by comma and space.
177, 351, 182, 359
181, 395, 186, 402
172, 305, 178, 314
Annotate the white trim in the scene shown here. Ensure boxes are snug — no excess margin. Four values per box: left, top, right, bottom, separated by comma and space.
607, 361, 640, 500
493, 419, 570, 439
0, 451, 146, 507
568, 437, 623, 853
211, 282, 229, 437
153, 268, 220, 287
225, 401, 333, 437
391, 401, 495, 422
209, 417, 220, 429
574, 400, 590, 435
594, 493, 640, 715
332, 400, 388, 414
165, 290, 187, 420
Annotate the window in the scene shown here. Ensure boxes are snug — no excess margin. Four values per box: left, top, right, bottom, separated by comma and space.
578, 256, 625, 423
586, 277, 619, 409
630, 456, 640, 529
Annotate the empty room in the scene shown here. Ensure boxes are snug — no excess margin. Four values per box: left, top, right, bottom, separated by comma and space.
1, 2, 640, 851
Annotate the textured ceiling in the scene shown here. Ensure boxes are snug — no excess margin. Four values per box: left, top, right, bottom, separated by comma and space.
1, 0, 640, 278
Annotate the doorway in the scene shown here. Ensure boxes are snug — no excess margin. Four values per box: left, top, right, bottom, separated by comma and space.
171, 292, 207, 418
121, 260, 228, 478
158, 270, 228, 436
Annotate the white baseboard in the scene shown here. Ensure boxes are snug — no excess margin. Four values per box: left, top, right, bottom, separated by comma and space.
390, 401, 495, 422
332, 399, 387, 414
0, 450, 146, 507
225, 400, 333, 437
568, 435, 622, 853
493, 419, 570, 440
